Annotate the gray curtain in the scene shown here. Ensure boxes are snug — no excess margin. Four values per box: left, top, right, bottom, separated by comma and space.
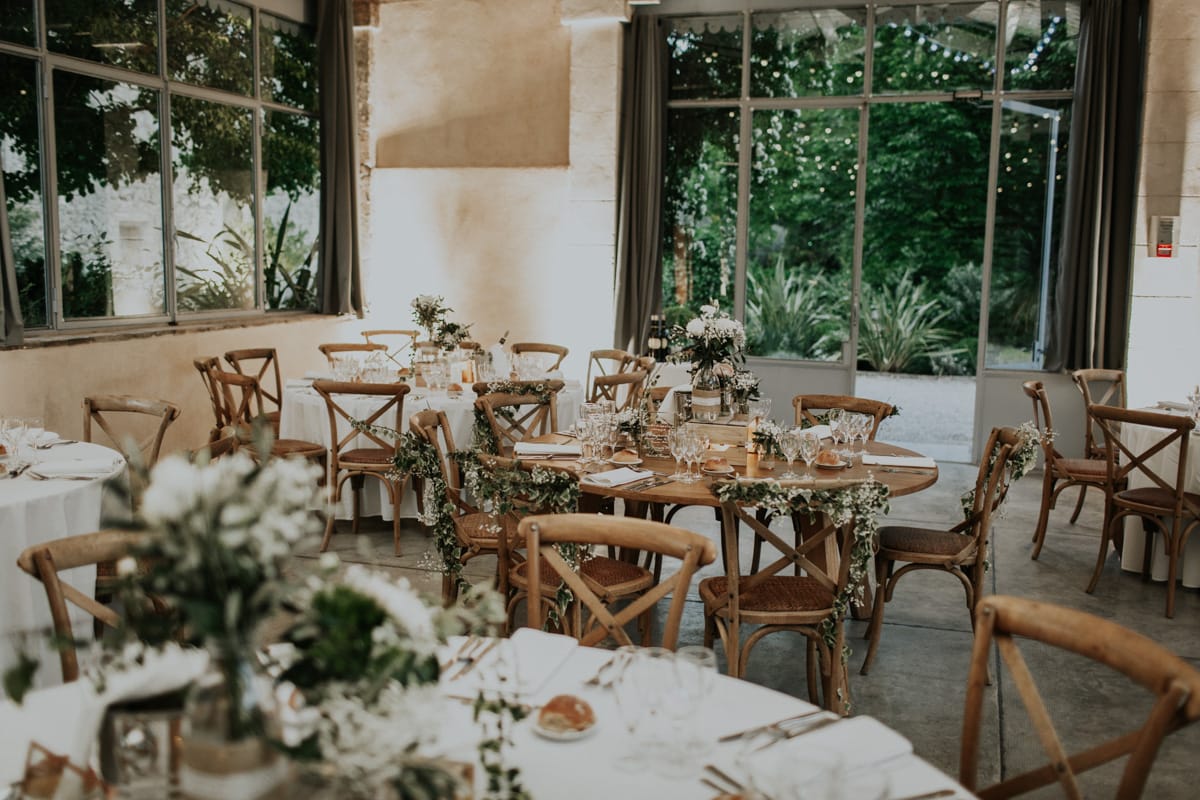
0, 168, 24, 346
613, 15, 666, 354
317, 0, 363, 316
1045, 0, 1147, 371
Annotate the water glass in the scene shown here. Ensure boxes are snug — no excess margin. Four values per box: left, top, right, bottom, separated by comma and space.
668, 427, 689, 480
609, 646, 649, 770
780, 428, 802, 479
827, 408, 846, 455
748, 398, 772, 425
798, 431, 820, 480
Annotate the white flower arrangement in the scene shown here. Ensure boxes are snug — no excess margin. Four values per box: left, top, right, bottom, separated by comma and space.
410, 294, 450, 339
672, 302, 746, 372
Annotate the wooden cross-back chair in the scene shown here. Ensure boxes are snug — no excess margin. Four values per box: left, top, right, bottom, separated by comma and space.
471, 381, 564, 455
312, 380, 411, 554
16, 530, 143, 682
509, 342, 569, 372
702, 480, 869, 713
1072, 368, 1127, 461
590, 369, 648, 412
362, 329, 419, 354
520, 514, 716, 650
224, 348, 283, 433
1086, 405, 1199, 618
209, 368, 327, 464
194, 356, 229, 442
82, 395, 181, 470
586, 348, 635, 393
317, 342, 387, 366
861, 426, 1025, 676
410, 408, 513, 602
792, 394, 894, 439
1023, 380, 1110, 560
960, 595, 1200, 799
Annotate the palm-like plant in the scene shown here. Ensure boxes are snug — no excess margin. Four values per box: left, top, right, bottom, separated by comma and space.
745, 256, 845, 360
858, 268, 963, 373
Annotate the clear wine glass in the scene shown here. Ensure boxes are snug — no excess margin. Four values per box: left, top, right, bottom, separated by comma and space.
668, 427, 688, 480
798, 431, 820, 482
674, 646, 717, 759
827, 407, 846, 456
779, 428, 802, 479
609, 646, 648, 770
852, 413, 871, 464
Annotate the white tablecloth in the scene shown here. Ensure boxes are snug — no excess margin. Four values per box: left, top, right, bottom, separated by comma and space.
430, 636, 975, 799
0, 636, 974, 799
0, 442, 126, 685
1120, 414, 1200, 588
280, 380, 584, 520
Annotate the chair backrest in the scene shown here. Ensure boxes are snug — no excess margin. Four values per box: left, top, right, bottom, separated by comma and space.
586, 348, 635, 392
362, 329, 419, 354
16, 530, 143, 682
520, 514, 717, 650
1072, 368, 1127, 459
194, 356, 228, 440
960, 595, 1200, 799
189, 433, 239, 463
209, 368, 265, 435
958, 426, 1026, 559
1088, 405, 1197, 518
409, 408, 463, 498
792, 394, 894, 440
590, 369, 648, 412
1022, 380, 1064, 465
312, 380, 410, 469
224, 348, 283, 416
317, 342, 387, 366
473, 385, 563, 454
509, 342, 569, 371
82, 395, 181, 468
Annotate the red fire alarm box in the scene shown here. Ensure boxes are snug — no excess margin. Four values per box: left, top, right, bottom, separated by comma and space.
1151, 215, 1179, 258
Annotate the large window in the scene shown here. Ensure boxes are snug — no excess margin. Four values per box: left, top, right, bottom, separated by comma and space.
660, 2, 1078, 373
0, 0, 318, 332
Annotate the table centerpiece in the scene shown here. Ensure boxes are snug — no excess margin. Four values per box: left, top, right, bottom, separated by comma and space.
671, 303, 746, 421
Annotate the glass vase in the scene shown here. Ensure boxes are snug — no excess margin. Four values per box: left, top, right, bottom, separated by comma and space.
179, 643, 289, 800
692, 367, 722, 422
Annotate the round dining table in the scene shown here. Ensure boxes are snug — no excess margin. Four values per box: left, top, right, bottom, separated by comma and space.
280, 378, 586, 520
0, 441, 127, 687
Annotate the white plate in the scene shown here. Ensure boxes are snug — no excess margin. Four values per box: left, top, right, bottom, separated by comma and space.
702, 466, 735, 476
608, 457, 643, 466
816, 459, 849, 470
532, 720, 598, 742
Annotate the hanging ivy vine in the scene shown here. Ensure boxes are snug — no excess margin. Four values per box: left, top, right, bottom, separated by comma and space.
471, 381, 558, 455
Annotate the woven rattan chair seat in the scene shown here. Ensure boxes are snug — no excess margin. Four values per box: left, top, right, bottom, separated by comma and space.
1116, 486, 1200, 511
1053, 457, 1106, 478
454, 512, 514, 545
272, 438, 326, 457
879, 525, 975, 558
699, 575, 834, 614
339, 447, 393, 466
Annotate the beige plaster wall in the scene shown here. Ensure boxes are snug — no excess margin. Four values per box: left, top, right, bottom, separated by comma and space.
362, 0, 622, 382
1127, 0, 1200, 406
371, 0, 571, 168
0, 316, 356, 456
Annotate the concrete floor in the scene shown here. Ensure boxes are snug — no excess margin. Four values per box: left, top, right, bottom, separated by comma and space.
299, 463, 1200, 798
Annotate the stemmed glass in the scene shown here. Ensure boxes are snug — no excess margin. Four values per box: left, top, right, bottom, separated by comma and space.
2, 418, 29, 471
779, 428, 802, 479
630, 647, 675, 766
798, 431, 820, 482
674, 646, 717, 759
827, 407, 846, 457
851, 413, 871, 464
668, 427, 688, 480
608, 646, 648, 770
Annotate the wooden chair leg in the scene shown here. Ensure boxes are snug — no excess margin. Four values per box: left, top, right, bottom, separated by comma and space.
1165, 532, 1178, 619
1087, 515, 1116, 594
320, 513, 335, 552
1030, 471, 1054, 559
860, 557, 890, 675
1068, 483, 1088, 524
391, 479, 403, 557
806, 638, 819, 705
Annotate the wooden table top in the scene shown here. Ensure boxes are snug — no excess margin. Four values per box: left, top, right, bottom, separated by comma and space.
521, 435, 938, 507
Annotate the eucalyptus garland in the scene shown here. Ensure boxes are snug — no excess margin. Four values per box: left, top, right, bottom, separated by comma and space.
959, 420, 1041, 521
712, 478, 891, 686
457, 452, 583, 626
471, 381, 558, 455
474, 693, 531, 800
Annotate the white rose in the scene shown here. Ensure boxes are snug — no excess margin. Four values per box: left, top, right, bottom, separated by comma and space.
700, 304, 717, 316
686, 319, 705, 337
140, 455, 200, 525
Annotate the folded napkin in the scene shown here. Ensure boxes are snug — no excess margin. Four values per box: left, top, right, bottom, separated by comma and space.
0, 644, 208, 787
582, 467, 653, 487
33, 431, 60, 446
862, 454, 937, 469
1157, 400, 1190, 412
806, 424, 833, 440
513, 442, 582, 458
31, 458, 122, 478
441, 629, 577, 698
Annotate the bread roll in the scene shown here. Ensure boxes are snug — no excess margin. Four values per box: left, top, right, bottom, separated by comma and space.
611, 448, 640, 463
816, 450, 841, 466
538, 694, 596, 732
703, 457, 729, 471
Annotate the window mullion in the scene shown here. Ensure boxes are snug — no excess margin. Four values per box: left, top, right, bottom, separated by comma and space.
40, 59, 63, 330
733, 9, 752, 323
